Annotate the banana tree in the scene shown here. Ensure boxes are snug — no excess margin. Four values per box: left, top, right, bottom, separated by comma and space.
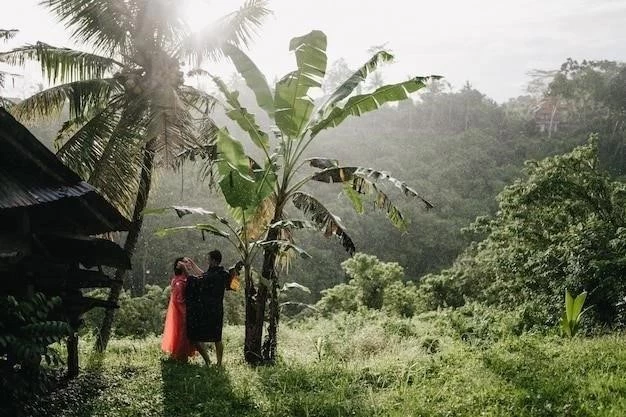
0, 0, 271, 352
197, 30, 438, 364
145, 205, 314, 321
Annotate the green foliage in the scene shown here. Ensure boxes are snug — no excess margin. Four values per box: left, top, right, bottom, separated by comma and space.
83, 284, 244, 338
316, 283, 360, 314
24, 315, 626, 417
83, 286, 169, 339
316, 253, 423, 317
383, 280, 421, 318
342, 253, 404, 309
561, 290, 588, 338
0, 293, 70, 416
422, 137, 626, 327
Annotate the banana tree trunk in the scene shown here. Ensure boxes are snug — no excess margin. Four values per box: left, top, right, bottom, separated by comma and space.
244, 223, 278, 365
244, 267, 265, 365
262, 270, 279, 362
261, 218, 281, 363
94, 141, 155, 353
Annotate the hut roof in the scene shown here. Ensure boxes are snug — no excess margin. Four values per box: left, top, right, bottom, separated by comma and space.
0, 108, 130, 235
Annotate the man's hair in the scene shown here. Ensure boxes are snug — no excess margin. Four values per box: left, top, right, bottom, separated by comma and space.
173, 257, 186, 274
208, 250, 222, 265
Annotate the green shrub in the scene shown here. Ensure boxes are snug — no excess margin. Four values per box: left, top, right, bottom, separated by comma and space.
316, 283, 360, 315
316, 253, 425, 317
83, 285, 168, 338
0, 293, 70, 416
383, 281, 422, 318
84, 284, 244, 338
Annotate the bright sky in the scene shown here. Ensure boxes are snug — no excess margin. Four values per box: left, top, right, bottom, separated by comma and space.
1, 0, 626, 102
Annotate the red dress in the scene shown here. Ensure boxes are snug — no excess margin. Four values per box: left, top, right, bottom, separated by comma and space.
161, 274, 195, 360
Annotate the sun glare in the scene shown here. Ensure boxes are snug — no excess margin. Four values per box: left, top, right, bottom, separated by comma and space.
182, 0, 234, 33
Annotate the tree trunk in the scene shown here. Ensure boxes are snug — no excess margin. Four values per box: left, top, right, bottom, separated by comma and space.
262, 272, 279, 362
67, 329, 79, 378
244, 274, 266, 365
261, 222, 280, 363
94, 141, 155, 353
244, 224, 279, 365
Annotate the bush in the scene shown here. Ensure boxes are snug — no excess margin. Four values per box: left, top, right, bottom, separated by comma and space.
84, 285, 168, 338
316, 253, 425, 317
0, 293, 70, 416
84, 284, 245, 338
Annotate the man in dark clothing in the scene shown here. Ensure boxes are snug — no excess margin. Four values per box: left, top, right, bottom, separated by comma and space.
184, 250, 237, 366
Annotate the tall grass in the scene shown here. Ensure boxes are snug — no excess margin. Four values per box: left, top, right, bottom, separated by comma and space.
23, 311, 626, 417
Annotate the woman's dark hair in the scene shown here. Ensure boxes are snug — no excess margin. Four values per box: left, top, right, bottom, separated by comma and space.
173, 257, 186, 275
208, 250, 222, 264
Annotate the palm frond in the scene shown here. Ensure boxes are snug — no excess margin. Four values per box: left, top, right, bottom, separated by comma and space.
87, 129, 145, 218
144, 88, 202, 168
43, 0, 132, 55
55, 97, 145, 217
0, 29, 18, 41
0, 96, 15, 108
10, 78, 121, 121
179, 85, 218, 115
0, 42, 123, 83
179, 0, 271, 65
291, 192, 355, 255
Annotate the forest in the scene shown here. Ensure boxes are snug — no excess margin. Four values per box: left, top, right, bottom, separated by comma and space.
2, 1, 626, 416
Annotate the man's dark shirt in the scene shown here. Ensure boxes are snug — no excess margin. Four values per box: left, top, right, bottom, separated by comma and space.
185, 266, 230, 342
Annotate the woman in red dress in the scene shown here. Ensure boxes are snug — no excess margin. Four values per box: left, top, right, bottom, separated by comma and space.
161, 257, 195, 361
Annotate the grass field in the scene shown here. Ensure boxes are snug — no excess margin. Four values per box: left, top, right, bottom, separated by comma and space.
24, 312, 626, 417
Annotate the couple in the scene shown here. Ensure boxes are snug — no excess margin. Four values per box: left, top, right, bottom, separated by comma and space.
161, 250, 241, 366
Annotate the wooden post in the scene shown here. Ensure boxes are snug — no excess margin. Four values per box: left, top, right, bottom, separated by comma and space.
67, 316, 80, 378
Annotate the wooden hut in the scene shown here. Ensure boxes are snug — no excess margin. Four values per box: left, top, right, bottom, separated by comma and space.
0, 108, 131, 377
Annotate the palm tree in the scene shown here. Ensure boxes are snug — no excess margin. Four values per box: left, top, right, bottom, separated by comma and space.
0, 29, 19, 106
0, 0, 270, 352
197, 30, 438, 364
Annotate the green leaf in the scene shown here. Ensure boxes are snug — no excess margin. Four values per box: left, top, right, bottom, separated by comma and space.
143, 206, 220, 220
317, 50, 394, 120
282, 282, 311, 293
307, 157, 339, 169
565, 289, 574, 321
274, 30, 327, 138
343, 185, 364, 214
10, 78, 121, 121
217, 129, 276, 210
572, 291, 588, 321
223, 43, 274, 117
269, 219, 316, 230
291, 192, 356, 255
212, 75, 269, 149
0, 42, 123, 84
254, 240, 312, 259
312, 166, 433, 210
0, 29, 18, 41
155, 224, 230, 238
310, 76, 437, 137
